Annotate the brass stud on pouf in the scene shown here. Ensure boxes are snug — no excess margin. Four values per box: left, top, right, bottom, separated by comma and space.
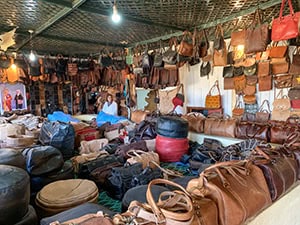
35, 179, 99, 217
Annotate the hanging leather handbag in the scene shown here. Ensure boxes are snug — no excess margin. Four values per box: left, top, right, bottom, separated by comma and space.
213, 25, 225, 50
273, 74, 293, 88
205, 80, 222, 109
232, 95, 245, 119
163, 38, 178, 65
269, 44, 288, 58
178, 31, 193, 57
243, 58, 257, 76
186, 160, 272, 225
245, 9, 270, 54
271, 90, 291, 121
223, 65, 234, 78
258, 75, 272, 91
200, 61, 211, 77
234, 75, 246, 94
224, 77, 235, 90
271, 61, 289, 75
256, 100, 271, 122
289, 47, 300, 74
243, 94, 257, 105
271, 0, 300, 41
199, 29, 209, 58
231, 29, 246, 46
233, 66, 244, 76
257, 60, 270, 77
289, 86, 300, 109
213, 47, 227, 66
250, 146, 298, 201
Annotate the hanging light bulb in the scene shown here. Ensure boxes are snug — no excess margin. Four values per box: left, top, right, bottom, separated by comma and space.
29, 50, 36, 61
111, 1, 121, 23
28, 30, 36, 61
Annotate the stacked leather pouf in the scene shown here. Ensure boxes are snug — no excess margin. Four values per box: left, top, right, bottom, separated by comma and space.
35, 179, 99, 217
0, 164, 38, 225
21, 145, 74, 204
155, 116, 189, 162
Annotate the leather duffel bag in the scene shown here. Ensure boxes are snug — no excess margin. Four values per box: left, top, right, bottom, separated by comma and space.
204, 117, 237, 138
235, 121, 269, 142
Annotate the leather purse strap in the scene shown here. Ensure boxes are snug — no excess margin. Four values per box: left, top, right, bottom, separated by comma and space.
208, 80, 221, 96
258, 99, 271, 113
279, 0, 295, 18
146, 178, 194, 223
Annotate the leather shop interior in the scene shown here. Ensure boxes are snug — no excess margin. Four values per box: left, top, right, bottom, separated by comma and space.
1, 0, 300, 224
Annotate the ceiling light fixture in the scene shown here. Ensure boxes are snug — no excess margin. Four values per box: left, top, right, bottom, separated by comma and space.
111, 0, 121, 24
28, 30, 36, 61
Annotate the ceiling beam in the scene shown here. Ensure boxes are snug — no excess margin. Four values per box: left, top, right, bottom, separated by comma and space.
39, 0, 183, 31
15, 0, 88, 51
128, 0, 282, 47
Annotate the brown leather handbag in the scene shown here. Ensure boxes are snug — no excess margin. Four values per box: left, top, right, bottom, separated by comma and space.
269, 116, 300, 144
256, 100, 271, 123
187, 160, 272, 225
269, 44, 288, 58
273, 74, 293, 88
232, 95, 244, 119
245, 10, 270, 54
235, 121, 269, 142
258, 75, 272, 91
250, 146, 298, 201
178, 31, 193, 57
271, 61, 289, 75
204, 116, 236, 138
205, 81, 222, 109
181, 112, 206, 133
257, 60, 270, 77
126, 150, 159, 169
234, 75, 246, 94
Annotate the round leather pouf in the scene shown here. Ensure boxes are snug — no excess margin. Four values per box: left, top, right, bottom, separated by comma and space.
0, 165, 30, 225
0, 148, 26, 169
156, 116, 188, 138
15, 205, 38, 225
122, 184, 170, 212
30, 161, 74, 194
35, 179, 99, 217
155, 134, 189, 162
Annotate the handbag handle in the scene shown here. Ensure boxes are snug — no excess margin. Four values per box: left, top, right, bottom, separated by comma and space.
279, 0, 295, 18
258, 99, 271, 113
146, 178, 194, 223
215, 24, 224, 38
208, 80, 221, 96
234, 94, 244, 109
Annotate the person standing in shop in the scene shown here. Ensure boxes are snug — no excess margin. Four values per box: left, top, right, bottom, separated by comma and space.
3, 88, 12, 111
14, 89, 24, 109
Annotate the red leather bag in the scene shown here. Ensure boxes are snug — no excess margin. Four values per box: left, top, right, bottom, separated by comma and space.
271, 0, 300, 41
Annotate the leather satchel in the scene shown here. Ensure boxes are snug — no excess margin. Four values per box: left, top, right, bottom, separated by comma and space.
205, 81, 222, 109
232, 95, 244, 119
243, 95, 257, 105
223, 65, 233, 78
258, 75, 272, 91
231, 29, 246, 46
245, 10, 270, 54
204, 116, 237, 138
234, 75, 246, 94
256, 100, 271, 123
186, 160, 272, 225
224, 77, 234, 90
269, 45, 288, 58
213, 47, 227, 66
273, 74, 293, 89
257, 61, 270, 77
250, 146, 298, 201
271, 62, 289, 75
288, 86, 300, 100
